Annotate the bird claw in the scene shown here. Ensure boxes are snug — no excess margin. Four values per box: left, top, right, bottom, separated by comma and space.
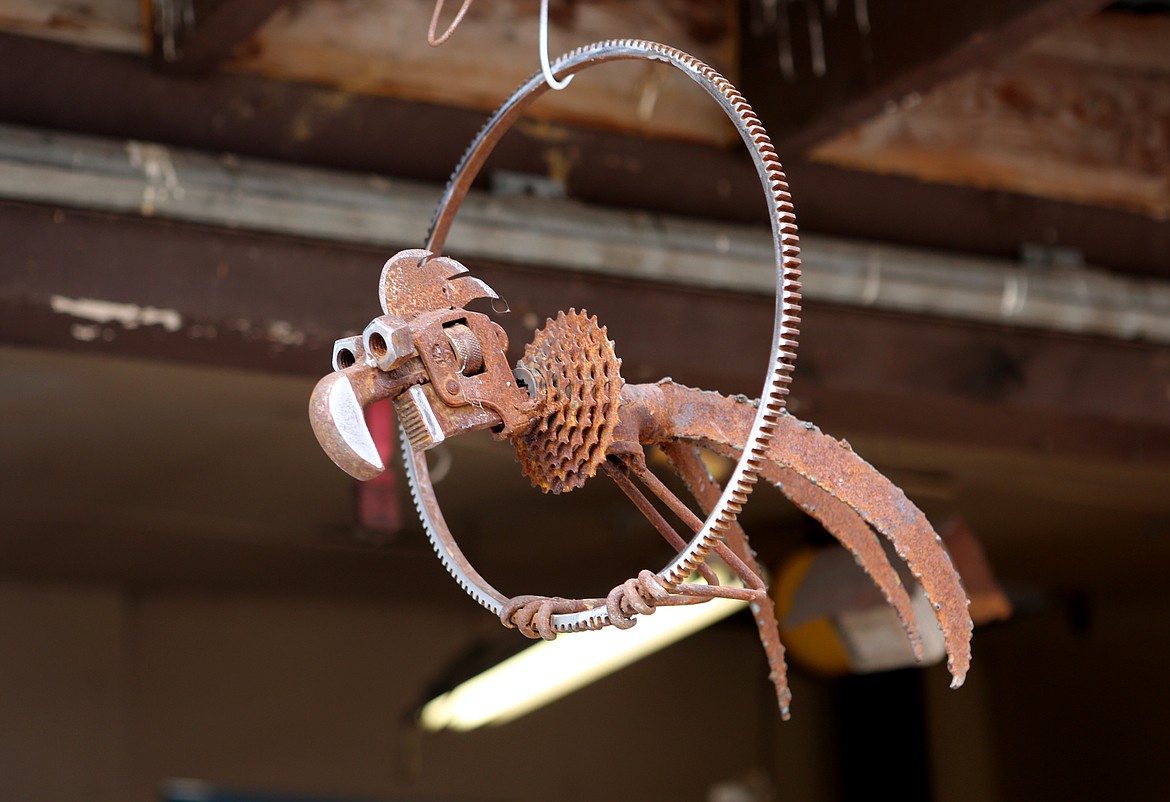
606, 570, 671, 629
500, 595, 574, 640
501, 571, 671, 638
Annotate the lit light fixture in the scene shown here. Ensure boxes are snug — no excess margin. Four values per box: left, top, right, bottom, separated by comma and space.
419, 571, 747, 731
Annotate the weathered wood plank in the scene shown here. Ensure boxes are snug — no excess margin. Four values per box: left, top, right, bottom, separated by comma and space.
1027, 9, 1170, 72
740, 0, 1112, 153
0, 0, 144, 53
226, 0, 738, 145
809, 12, 1170, 219
151, 0, 290, 74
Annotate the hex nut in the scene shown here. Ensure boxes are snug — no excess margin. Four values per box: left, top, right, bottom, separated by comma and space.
331, 335, 367, 372
362, 315, 416, 371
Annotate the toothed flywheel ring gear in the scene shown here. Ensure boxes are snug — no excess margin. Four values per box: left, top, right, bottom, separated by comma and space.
513, 310, 623, 494
404, 39, 803, 633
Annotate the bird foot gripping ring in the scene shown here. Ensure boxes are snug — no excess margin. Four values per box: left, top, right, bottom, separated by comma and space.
308, 40, 973, 716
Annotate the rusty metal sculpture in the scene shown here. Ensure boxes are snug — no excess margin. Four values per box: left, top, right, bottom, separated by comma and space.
309, 40, 973, 717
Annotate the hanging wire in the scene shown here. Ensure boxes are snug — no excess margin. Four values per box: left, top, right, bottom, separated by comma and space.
775, 1, 796, 81
805, 0, 826, 77
539, 0, 573, 90
428, 0, 475, 47
855, 0, 871, 34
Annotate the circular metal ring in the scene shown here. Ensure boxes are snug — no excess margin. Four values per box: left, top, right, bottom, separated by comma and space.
405, 39, 802, 633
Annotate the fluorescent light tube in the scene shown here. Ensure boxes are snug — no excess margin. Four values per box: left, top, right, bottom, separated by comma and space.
420, 586, 747, 731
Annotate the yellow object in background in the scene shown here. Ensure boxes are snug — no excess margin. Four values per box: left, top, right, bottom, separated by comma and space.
773, 518, 1010, 677
772, 548, 854, 676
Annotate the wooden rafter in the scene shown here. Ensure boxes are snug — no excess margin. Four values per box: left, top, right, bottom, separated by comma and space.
809, 12, 1170, 219
0, 32, 1166, 278
150, 0, 291, 75
739, 0, 1114, 153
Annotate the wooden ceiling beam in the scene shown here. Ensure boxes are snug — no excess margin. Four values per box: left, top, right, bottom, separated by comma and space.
2, 199, 1168, 468
4, 122, 1166, 345
739, 0, 1114, 154
150, 0, 291, 75
807, 12, 1170, 219
0, 32, 1166, 279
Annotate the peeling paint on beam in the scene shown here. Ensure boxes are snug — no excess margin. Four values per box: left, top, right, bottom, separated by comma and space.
50, 295, 184, 333
3, 199, 1170, 466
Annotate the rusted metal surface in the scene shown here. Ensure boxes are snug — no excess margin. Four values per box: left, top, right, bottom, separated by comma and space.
602, 459, 720, 588
515, 311, 623, 494
759, 462, 924, 660
309, 303, 974, 699
421, 40, 804, 614
307, 39, 974, 711
638, 380, 973, 687
379, 250, 499, 319
308, 361, 425, 480
652, 444, 793, 717
663, 428, 924, 663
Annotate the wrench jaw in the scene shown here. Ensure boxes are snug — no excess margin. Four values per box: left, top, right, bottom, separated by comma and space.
309, 366, 388, 481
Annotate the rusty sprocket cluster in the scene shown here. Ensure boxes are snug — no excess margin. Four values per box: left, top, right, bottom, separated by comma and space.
513, 310, 623, 494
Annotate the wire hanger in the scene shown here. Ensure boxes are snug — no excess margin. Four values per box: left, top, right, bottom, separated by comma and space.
539, 0, 573, 90
429, 0, 574, 92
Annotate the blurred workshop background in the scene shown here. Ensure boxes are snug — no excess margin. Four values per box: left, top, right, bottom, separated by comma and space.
1, 1, 1168, 800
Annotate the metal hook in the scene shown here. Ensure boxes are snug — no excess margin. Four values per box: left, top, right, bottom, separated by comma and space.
428, 0, 475, 47
539, 0, 573, 90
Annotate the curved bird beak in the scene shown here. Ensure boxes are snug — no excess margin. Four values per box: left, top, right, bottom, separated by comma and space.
309, 365, 403, 480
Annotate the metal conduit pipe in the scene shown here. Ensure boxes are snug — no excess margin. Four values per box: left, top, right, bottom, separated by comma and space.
1, 123, 1167, 345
